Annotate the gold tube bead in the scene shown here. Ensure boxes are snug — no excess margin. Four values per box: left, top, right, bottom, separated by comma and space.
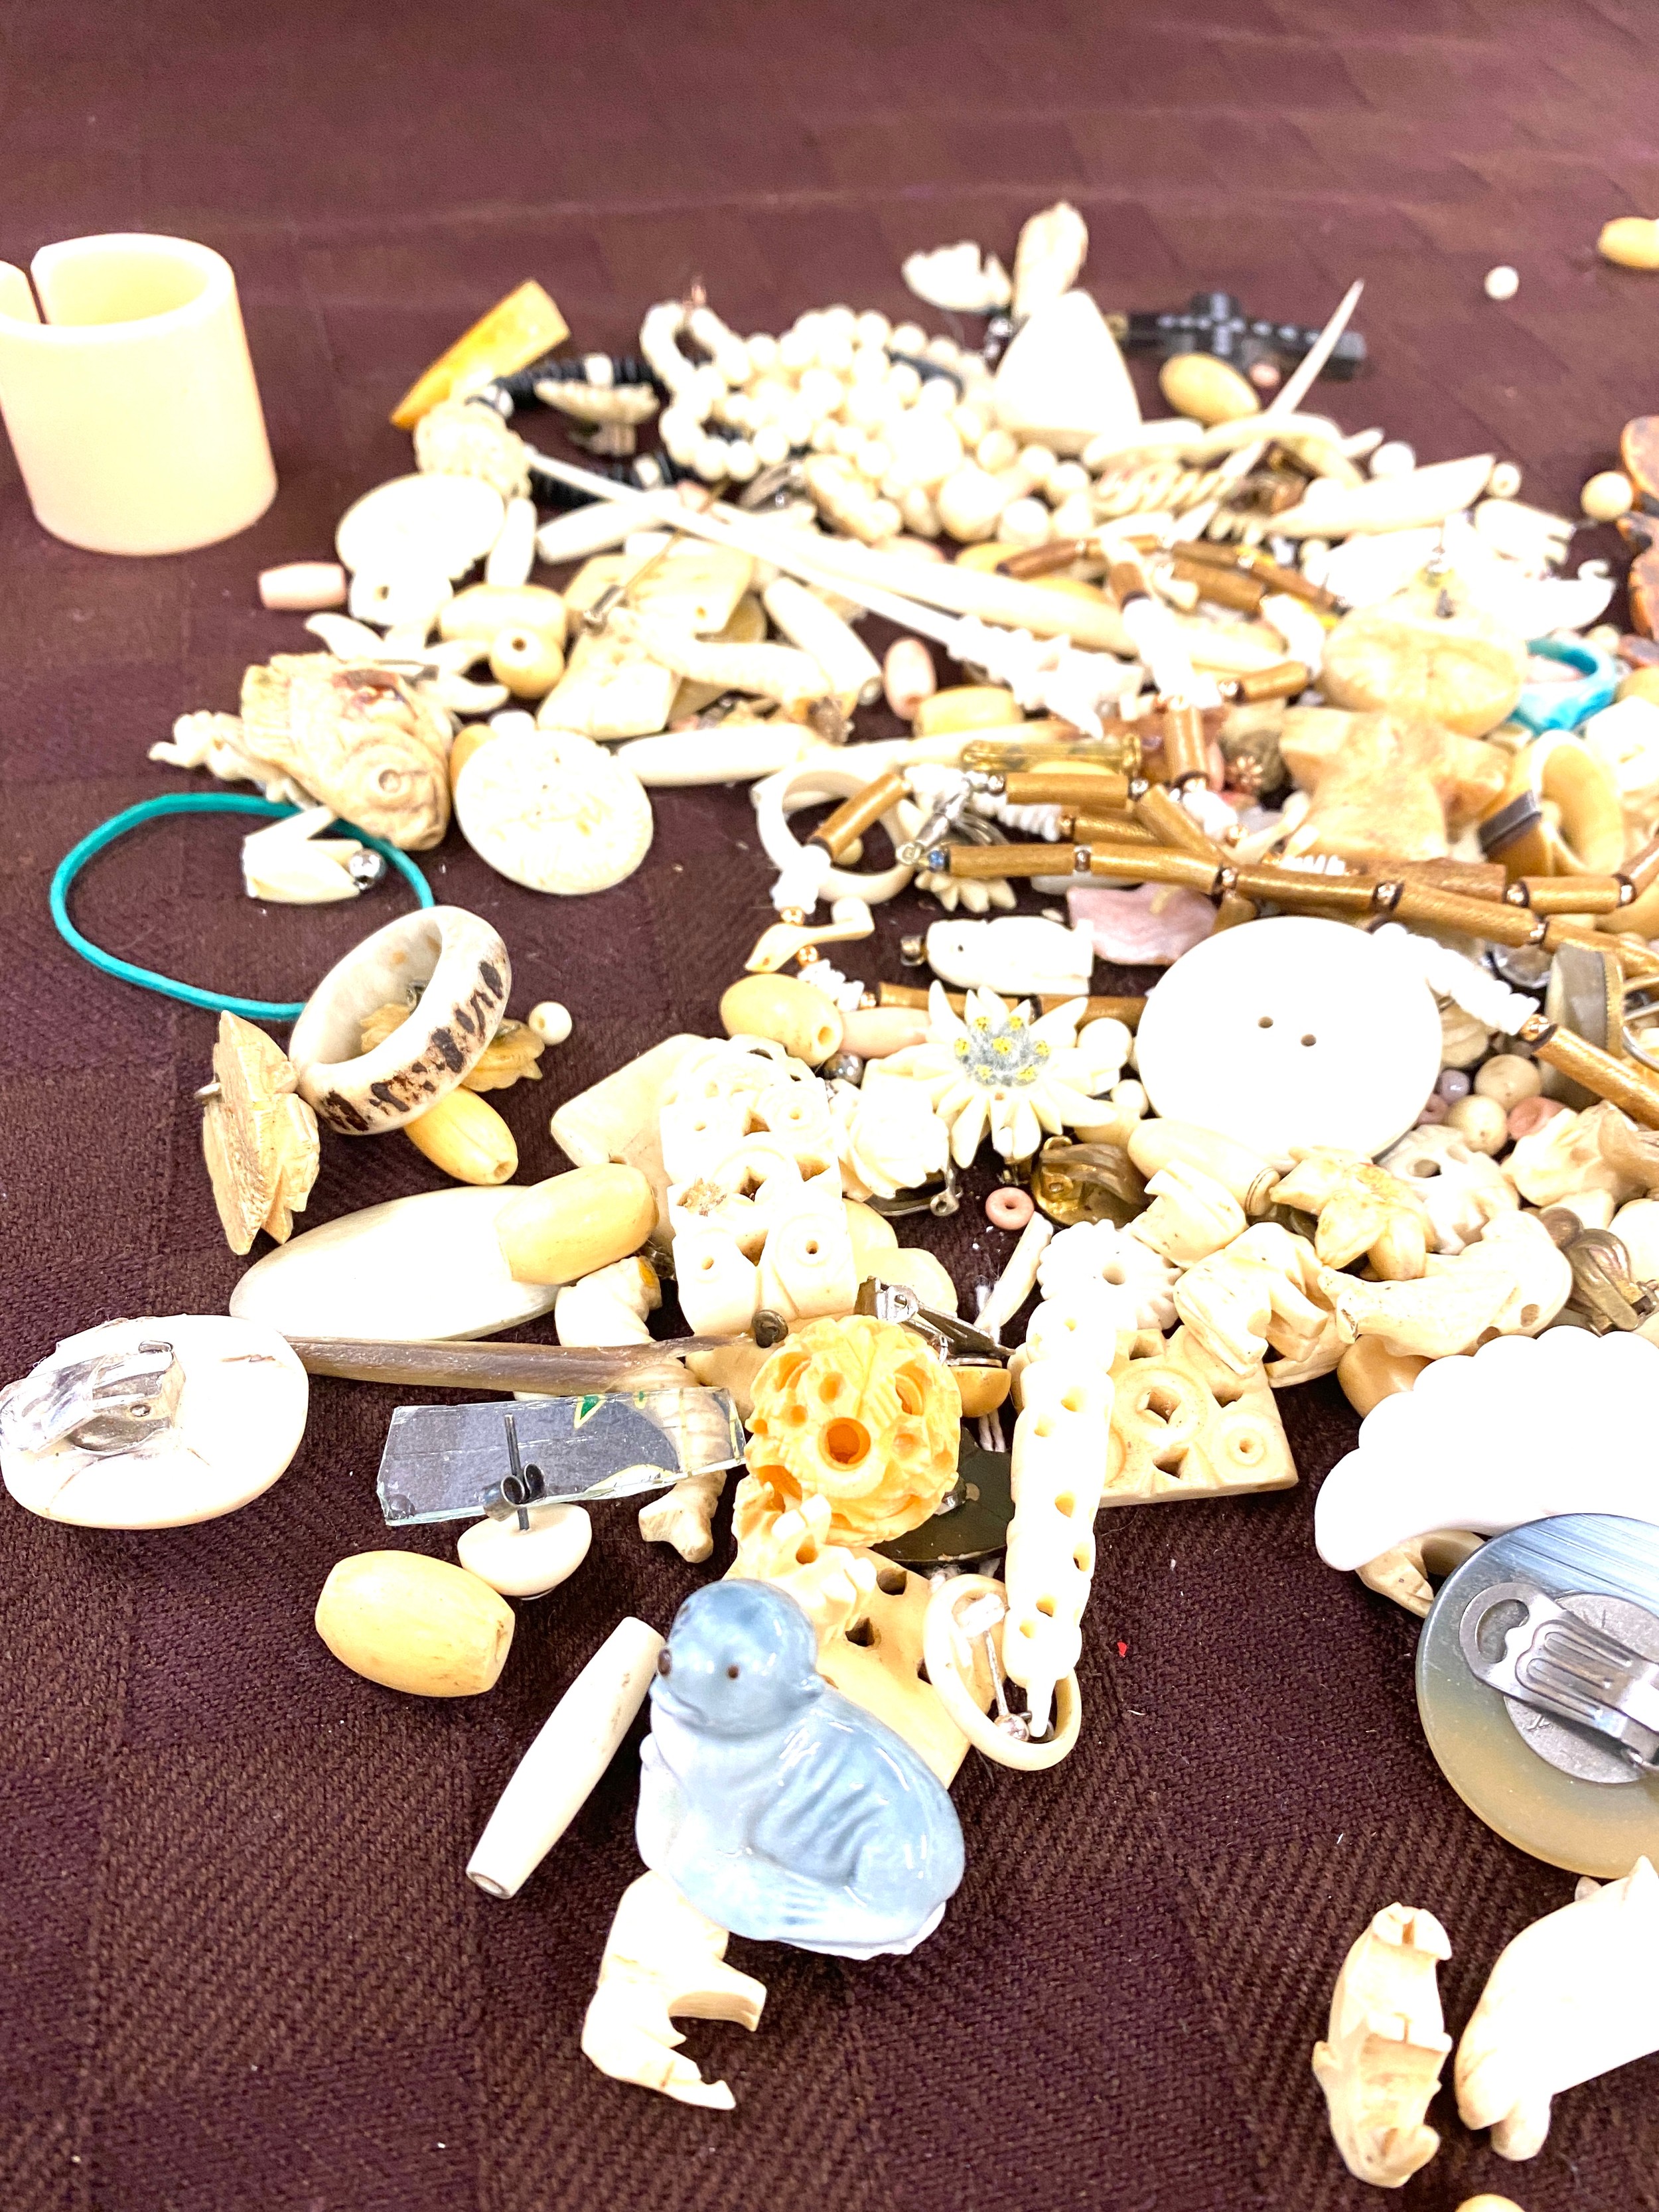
808, 769, 908, 860
1228, 865, 1378, 915
1003, 765, 1131, 809
946, 843, 1072, 880
1086, 844, 1219, 893
1512, 876, 1626, 916
1131, 781, 1228, 861
1158, 702, 1210, 787
1067, 813, 1157, 846
1518, 1016, 1659, 1130
1224, 658, 1313, 703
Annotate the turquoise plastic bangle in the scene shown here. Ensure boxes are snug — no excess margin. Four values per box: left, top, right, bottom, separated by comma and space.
49, 793, 434, 1023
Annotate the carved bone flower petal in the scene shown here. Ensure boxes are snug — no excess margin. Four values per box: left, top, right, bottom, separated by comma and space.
879, 984, 1110, 1167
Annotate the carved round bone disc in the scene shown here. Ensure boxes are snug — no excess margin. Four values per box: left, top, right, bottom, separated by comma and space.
455, 727, 654, 895
336, 473, 506, 581
1135, 917, 1441, 1163
289, 905, 510, 1134
1, 1315, 308, 1529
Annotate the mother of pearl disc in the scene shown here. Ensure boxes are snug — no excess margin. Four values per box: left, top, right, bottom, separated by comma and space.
2, 1315, 308, 1530
1134, 916, 1441, 1163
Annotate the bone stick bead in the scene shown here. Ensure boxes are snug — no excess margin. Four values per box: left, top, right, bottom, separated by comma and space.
1003, 1356, 1112, 1737
760, 578, 881, 709
468, 1617, 666, 1899
259, 561, 346, 611
485, 494, 538, 587
976, 1213, 1057, 1343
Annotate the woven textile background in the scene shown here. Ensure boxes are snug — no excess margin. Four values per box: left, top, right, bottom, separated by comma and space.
3, 3, 1658, 2206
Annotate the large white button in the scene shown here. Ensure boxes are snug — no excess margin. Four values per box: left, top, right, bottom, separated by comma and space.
1135, 917, 1441, 1163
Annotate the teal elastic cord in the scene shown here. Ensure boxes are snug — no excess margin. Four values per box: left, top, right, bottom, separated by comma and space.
49, 792, 434, 1023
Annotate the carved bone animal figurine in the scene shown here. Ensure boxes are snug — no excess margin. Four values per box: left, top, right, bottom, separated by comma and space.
1269, 1149, 1437, 1279
1319, 1211, 1571, 1359
922, 916, 1095, 999
1312, 1902, 1453, 2187
1377, 1124, 1518, 1254
581, 1870, 767, 2111
1172, 1222, 1333, 1374
239, 654, 452, 850
1455, 1856, 1659, 2162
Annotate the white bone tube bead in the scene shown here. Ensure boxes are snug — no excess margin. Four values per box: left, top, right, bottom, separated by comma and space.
535, 503, 642, 565
467, 1617, 665, 1899
674, 1228, 761, 1336
1004, 1359, 1112, 1735
485, 496, 538, 587
762, 577, 881, 708
977, 1214, 1055, 1340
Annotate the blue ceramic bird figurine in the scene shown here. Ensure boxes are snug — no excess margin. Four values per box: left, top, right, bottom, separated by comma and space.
636, 1580, 964, 1959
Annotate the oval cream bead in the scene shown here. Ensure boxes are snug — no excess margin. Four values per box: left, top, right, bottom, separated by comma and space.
457, 1502, 593, 1599
883, 636, 937, 719
1445, 1093, 1508, 1155
839, 1005, 929, 1057
1581, 470, 1634, 522
315, 1551, 515, 1696
496, 1163, 657, 1286
440, 581, 568, 649
914, 685, 1021, 737
259, 560, 346, 611
1473, 1053, 1542, 1110
1599, 216, 1659, 269
488, 623, 565, 698
528, 1000, 573, 1045
403, 1087, 518, 1185
1158, 352, 1260, 425
719, 972, 843, 1065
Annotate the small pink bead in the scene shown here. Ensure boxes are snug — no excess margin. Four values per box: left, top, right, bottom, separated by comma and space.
1508, 1094, 1568, 1142
1415, 1094, 1449, 1125
259, 561, 347, 612
986, 1185, 1035, 1231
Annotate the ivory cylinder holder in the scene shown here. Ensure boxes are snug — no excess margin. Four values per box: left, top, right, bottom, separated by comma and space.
0, 234, 275, 554
467, 1617, 666, 1899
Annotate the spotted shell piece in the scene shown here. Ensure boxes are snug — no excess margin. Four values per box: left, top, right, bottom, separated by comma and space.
744, 1315, 962, 1546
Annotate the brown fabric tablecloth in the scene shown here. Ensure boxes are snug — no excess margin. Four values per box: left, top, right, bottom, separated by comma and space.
4, 4, 1658, 2206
